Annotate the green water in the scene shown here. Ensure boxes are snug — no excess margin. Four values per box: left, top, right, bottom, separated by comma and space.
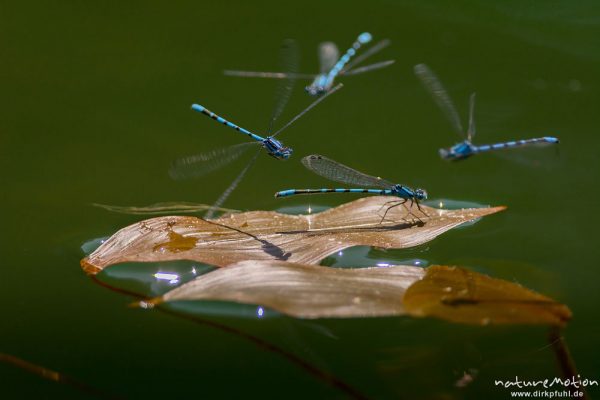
2, 1, 599, 398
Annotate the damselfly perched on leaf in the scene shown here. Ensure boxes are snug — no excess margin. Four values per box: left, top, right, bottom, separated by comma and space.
275, 154, 428, 221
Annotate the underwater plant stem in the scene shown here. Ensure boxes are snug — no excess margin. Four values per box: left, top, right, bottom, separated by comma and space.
0, 352, 122, 399
548, 327, 587, 400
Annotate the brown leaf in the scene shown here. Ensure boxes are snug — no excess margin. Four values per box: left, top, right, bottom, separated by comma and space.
403, 265, 572, 326
155, 260, 425, 318
144, 261, 569, 325
81, 196, 505, 275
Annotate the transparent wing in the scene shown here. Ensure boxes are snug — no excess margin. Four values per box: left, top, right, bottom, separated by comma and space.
301, 154, 395, 189
318, 42, 339, 73
92, 202, 238, 215
467, 92, 476, 141
271, 83, 343, 138
414, 63, 465, 138
204, 149, 260, 219
341, 60, 395, 76
490, 144, 560, 170
341, 39, 391, 73
223, 71, 316, 79
169, 142, 258, 180
267, 39, 300, 134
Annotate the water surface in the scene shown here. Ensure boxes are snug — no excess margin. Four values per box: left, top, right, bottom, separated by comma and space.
1, 1, 599, 398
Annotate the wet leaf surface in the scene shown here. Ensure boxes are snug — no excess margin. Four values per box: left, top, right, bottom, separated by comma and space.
81, 197, 506, 274
140, 261, 570, 325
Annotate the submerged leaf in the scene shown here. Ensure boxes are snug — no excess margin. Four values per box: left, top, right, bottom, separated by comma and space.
403, 266, 571, 326
81, 197, 505, 274
142, 261, 569, 325
92, 202, 238, 215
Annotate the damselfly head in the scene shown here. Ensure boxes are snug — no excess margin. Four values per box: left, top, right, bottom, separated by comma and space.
414, 188, 428, 201
540, 136, 560, 146
305, 85, 323, 97
274, 146, 293, 160
263, 137, 292, 159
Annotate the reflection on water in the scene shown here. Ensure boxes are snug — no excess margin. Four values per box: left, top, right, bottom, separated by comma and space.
164, 300, 278, 320
80, 236, 109, 256
98, 260, 215, 298
320, 245, 431, 269
376, 259, 427, 268
153, 272, 180, 285
275, 204, 331, 215
94, 259, 278, 320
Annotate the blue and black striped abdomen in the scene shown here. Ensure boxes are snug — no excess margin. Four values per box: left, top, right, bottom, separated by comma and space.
475, 137, 559, 153
326, 32, 372, 82
275, 188, 392, 198
191, 104, 264, 142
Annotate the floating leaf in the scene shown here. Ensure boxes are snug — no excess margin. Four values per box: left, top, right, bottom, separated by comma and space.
403, 265, 571, 326
92, 201, 238, 215
81, 197, 505, 275
154, 261, 424, 318
142, 260, 569, 325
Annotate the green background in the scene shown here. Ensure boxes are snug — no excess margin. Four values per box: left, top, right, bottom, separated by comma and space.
1, 1, 599, 398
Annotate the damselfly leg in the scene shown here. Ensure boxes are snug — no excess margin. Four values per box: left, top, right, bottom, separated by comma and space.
378, 199, 428, 224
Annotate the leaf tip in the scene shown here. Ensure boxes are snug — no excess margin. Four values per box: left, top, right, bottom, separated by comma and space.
80, 258, 101, 275
403, 265, 571, 326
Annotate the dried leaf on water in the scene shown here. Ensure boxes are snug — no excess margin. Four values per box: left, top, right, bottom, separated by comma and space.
403, 265, 571, 326
157, 261, 424, 318
92, 201, 238, 215
146, 260, 569, 325
81, 196, 505, 274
